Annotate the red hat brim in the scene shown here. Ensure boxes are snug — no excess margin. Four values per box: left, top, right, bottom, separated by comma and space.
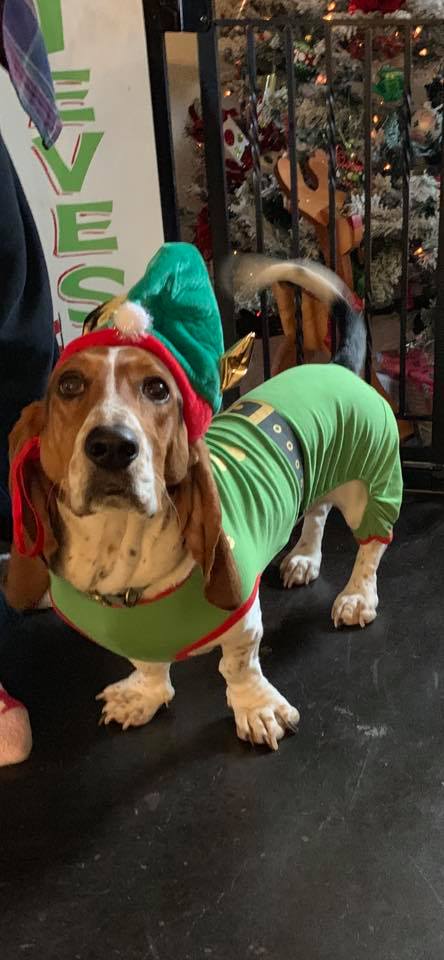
57, 329, 213, 443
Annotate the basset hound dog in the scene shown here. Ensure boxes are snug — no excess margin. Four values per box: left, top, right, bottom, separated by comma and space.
4, 247, 403, 751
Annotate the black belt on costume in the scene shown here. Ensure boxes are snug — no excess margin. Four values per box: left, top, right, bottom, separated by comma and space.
228, 399, 304, 494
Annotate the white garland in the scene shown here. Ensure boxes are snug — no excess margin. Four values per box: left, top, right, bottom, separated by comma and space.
371, 248, 402, 306
346, 174, 439, 244
408, 0, 444, 16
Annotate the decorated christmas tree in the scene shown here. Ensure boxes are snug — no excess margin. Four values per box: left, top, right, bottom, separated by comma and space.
182, 0, 444, 427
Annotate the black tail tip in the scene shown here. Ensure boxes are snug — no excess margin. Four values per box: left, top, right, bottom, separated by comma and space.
331, 298, 367, 376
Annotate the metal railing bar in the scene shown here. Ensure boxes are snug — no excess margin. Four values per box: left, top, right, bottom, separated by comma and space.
198, 28, 236, 347
284, 23, 304, 366
325, 20, 337, 357
363, 26, 373, 383
398, 23, 412, 418
246, 25, 271, 379
431, 85, 444, 457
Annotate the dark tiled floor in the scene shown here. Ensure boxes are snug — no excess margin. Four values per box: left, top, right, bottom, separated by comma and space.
1, 497, 444, 960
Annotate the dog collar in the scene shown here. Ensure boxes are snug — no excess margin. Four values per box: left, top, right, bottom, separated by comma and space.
86, 571, 193, 609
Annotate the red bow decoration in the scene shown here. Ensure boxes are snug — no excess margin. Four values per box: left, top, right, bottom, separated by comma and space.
348, 0, 405, 12
337, 146, 364, 175
11, 436, 45, 558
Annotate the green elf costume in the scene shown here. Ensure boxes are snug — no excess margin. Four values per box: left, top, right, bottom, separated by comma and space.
12, 243, 402, 663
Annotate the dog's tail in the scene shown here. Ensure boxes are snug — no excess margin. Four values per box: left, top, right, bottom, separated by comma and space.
233, 255, 367, 376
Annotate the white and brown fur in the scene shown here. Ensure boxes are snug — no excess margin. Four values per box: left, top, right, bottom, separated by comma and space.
4, 260, 389, 750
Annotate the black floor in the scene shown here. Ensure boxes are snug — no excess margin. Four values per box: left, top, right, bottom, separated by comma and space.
1, 497, 444, 960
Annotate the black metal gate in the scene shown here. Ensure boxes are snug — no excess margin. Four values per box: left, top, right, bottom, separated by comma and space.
142, 1, 444, 491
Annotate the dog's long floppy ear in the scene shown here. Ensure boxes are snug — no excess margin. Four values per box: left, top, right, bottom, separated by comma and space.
8, 401, 45, 463
3, 545, 50, 611
8, 401, 58, 563
164, 402, 191, 487
174, 440, 242, 611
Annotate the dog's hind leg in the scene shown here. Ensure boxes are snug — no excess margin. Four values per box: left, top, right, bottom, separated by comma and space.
325, 479, 388, 628
96, 661, 174, 730
280, 501, 331, 588
332, 539, 387, 628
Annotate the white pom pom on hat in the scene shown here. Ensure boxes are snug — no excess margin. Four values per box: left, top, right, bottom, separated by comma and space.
112, 301, 153, 338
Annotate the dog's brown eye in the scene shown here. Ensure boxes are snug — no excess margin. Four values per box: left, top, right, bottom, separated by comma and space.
58, 373, 86, 398
142, 378, 170, 403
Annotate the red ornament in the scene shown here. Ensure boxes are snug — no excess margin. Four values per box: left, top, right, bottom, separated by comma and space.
194, 205, 212, 263
224, 128, 235, 147
226, 158, 246, 184
348, 30, 402, 59
374, 32, 404, 59
260, 121, 286, 155
188, 102, 204, 145
337, 146, 363, 175
348, 0, 405, 12
348, 37, 365, 60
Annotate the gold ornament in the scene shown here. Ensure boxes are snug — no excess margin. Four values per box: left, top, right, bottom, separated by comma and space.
82, 296, 126, 334
220, 332, 256, 392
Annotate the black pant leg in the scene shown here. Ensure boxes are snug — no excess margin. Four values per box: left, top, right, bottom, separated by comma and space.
0, 135, 58, 541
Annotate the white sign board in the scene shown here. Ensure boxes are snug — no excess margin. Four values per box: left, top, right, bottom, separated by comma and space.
0, 0, 164, 344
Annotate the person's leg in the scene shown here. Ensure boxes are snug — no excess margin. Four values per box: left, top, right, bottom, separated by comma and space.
0, 135, 58, 542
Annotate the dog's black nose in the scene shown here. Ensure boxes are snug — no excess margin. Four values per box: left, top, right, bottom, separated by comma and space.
85, 426, 139, 471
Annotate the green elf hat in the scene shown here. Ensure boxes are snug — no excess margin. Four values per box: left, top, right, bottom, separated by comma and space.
58, 243, 227, 442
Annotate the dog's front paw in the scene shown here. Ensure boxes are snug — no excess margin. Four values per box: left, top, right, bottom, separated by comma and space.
227, 681, 300, 750
280, 550, 321, 588
97, 673, 174, 730
332, 591, 377, 629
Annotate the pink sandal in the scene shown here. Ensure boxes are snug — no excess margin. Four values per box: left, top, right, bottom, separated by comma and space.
0, 685, 32, 766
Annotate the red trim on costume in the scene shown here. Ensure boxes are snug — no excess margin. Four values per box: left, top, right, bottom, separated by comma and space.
124, 572, 193, 606
50, 576, 261, 661
11, 437, 45, 558
50, 595, 97, 645
57, 329, 212, 442
175, 576, 261, 661
0, 689, 25, 714
357, 533, 393, 546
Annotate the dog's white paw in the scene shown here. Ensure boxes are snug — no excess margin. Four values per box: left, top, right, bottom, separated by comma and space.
96, 673, 174, 730
332, 591, 377, 629
280, 550, 321, 588
227, 681, 300, 750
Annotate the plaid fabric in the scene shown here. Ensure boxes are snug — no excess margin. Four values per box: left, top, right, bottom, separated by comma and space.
0, 0, 61, 148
